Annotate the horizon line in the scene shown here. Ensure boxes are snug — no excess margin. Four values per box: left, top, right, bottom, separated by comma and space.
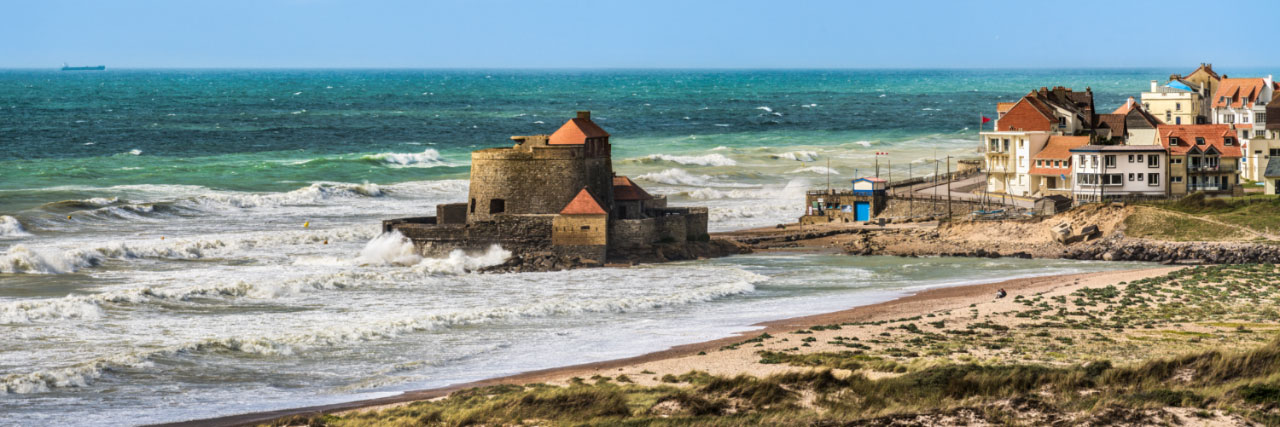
5, 65, 1279, 72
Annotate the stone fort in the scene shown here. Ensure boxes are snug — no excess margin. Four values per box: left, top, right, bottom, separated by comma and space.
383, 111, 710, 265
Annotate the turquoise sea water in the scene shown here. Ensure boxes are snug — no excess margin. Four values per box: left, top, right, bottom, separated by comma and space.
0, 69, 1178, 425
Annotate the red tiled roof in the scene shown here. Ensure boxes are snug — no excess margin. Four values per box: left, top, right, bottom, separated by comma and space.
996, 95, 1055, 131
1211, 78, 1267, 109
1029, 165, 1071, 176
560, 188, 607, 215
1236, 124, 1254, 129
612, 176, 653, 201
1158, 124, 1242, 157
549, 115, 610, 145
1112, 97, 1138, 114
1033, 136, 1090, 160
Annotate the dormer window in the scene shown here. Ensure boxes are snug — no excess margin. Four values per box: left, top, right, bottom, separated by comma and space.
1058, 117, 1066, 128
1196, 137, 1205, 145
1225, 137, 1236, 146
1169, 137, 1181, 146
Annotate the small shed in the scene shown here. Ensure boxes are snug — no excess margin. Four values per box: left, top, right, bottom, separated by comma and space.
1034, 195, 1073, 215
851, 177, 887, 195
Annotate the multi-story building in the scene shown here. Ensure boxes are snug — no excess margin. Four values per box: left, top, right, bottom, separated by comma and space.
1210, 76, 1274, 140
1141, 79, 1207, 125
983, 86, 1095, 196
1028, 136, 1089, 197
1168, 63, 1222, 113
1242, 92, 1280, 182
1069, 145, 1168, 202
1158, 124, 1243, 196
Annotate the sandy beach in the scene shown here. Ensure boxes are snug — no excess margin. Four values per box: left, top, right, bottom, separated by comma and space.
163, 264, 1186, 426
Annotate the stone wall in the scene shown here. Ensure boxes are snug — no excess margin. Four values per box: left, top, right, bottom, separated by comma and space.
466, 135, 614, 223
389, 214, 554, 257
609, 218, 656, 250
654, 214, 688, 243
552, 214, 607, 246
437, 203, 467, 224
878, 197, 991, 219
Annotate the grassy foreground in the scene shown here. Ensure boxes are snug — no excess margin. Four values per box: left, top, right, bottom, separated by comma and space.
267, 265, 1280, 426
1126, 194, 1280, 242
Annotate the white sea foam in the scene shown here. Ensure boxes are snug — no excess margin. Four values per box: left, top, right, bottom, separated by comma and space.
772, 150, 819, 162
676, 188, 762, 200
637, 153, 736, 167
635, 169, 715, 186
855, 141, 873, 147
362, 149, 447, 167
0, 245, 98, 274
128, 149, 142, 156
2, 267, 765, 394
787, 166, 840, 175
358, 231, 511, 273
756, 106, 773, 113
0, 215, 31, 238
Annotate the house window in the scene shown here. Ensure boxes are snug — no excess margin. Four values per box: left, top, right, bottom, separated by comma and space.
1128, 155, 1135, 163
1270, 148, 1280, 156
1172, 176, 1183, 183
1225, 138, 1236, 146
1196, 137, 1205, 145
1138, 173, 1144, 181
1243, 113, 1250, 123
1019, 139, 1025, 148
489, 199, 505, 214
1058, 117, 1066, 127
1106, 174, 1123, 185
1104, 155, 1116, 168
1148, 154, 1159, 168
1173, 158, 1183, 164
1166, 111, 1172, 122
1175, 102, 1181, 111
1128, 173, 1135, 181
1256, 130, 1266, 138
1149, 173, 1160, 186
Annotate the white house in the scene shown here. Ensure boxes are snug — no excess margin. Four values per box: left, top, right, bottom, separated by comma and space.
1069, 145, 1168, 202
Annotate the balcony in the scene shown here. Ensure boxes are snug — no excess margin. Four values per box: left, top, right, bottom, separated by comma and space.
1187, 163, 1236, 173
1188, 185, 1231, 192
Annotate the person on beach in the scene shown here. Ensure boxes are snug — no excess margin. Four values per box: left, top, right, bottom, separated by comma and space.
996, 288, 1007, 299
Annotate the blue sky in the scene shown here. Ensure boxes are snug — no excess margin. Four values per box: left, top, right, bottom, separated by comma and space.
3, 0, 1276, 69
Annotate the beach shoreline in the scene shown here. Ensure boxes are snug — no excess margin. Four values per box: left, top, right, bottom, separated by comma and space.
155, 263, 1175, 427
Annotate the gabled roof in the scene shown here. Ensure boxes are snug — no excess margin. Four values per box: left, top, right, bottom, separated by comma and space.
1034, 136, 1091, 160
559, 188, 607, 215
1186, 63, 1221, 81
549, 114, 610, 145
1158, 124, 1242, 157
1096, 113, 1127, 136
612, 176, 653, 201
1212, 78, 1267, 109
1265, 157, 1280, 177
852, 177, 886, 183
1112, 97, 1139, 114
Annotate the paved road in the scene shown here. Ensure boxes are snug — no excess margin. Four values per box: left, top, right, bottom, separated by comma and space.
891, 174, 1035, 209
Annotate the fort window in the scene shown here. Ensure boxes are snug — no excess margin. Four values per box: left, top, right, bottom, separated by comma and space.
470, 198, 476, 213
580, 225, 590, 231
489, 199, 505, 214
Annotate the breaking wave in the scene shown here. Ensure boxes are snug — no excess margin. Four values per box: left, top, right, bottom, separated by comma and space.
787, 166, 840, 175
0, 215, 31, 238
360, 149, 448, 167
634, 153, 736, 167
358, 231, 511, 274
635, 169, 715, 186
2, 267, 765, 394
772, 151, 819, 162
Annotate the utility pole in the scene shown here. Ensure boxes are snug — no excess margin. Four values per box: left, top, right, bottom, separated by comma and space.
946, 155, 953, 218
875, 153, 880, 178
909, 162, 914, 216
826, 157, 831, 194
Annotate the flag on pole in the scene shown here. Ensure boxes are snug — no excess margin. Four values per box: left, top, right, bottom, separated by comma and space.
981, 116, 991, 124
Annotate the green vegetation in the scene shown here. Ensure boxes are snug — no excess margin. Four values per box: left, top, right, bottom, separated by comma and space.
1127, 193, 1280, 241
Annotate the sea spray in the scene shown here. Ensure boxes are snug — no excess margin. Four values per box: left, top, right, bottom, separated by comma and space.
635, 169, 716, 186
358, 231, 511, 273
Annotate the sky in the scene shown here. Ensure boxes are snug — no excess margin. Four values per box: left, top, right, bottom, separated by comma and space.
2, 0, 1277, 69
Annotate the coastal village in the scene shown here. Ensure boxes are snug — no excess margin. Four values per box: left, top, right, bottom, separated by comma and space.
982, 63, 1279, 201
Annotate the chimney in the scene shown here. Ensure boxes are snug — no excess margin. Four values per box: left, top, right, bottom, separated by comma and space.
1150, 80, 1158, 92
576, 111, 591, 120
1127, 97, 1135, 109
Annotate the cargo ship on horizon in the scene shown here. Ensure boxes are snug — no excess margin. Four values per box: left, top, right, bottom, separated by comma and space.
61, 63, 105, 71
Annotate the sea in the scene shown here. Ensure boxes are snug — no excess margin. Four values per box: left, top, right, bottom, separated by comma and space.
0, 69, 1197, 425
